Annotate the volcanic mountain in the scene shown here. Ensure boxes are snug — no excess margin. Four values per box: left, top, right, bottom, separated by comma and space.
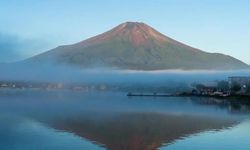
28, 22, 249, 70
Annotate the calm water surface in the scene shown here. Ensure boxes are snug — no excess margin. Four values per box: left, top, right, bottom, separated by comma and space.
0, 90, 250, 150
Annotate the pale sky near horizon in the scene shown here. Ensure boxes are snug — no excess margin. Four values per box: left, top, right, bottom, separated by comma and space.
0, 0, 249, 64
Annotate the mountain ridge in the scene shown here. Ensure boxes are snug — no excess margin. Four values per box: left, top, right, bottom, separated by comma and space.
28, 22, 249, 70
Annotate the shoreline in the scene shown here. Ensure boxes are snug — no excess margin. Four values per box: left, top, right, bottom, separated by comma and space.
127, 92, 250, 101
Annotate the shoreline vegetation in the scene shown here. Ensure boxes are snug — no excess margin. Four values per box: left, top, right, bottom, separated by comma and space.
1, 76, 250, 101
127, 92, 250, 100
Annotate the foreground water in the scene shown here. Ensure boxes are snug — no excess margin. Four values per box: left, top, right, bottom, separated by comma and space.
0, 90, 249, 150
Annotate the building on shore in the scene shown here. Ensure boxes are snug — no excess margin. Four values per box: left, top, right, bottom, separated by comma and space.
193, 82, 219, 95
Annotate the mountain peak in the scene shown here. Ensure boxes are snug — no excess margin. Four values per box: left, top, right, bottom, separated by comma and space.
77, 21, 169, 47
120, 22, 146, 29
81, 21, 168, 47
30, 22, 249, 70
121, 21, 144, 25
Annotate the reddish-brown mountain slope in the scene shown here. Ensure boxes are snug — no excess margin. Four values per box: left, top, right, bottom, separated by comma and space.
28, 22, 249, 70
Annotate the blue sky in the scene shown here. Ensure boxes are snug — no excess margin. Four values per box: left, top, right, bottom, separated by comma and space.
0, 0, 249, 64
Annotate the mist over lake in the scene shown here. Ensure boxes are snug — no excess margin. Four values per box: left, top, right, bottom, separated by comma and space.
0, 63, 250, 149
1, 1, 250, 149
0, 63, 250, 84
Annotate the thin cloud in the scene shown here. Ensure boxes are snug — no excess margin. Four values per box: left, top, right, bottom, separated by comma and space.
0, 33, 54, 63
0, 33, 22, 62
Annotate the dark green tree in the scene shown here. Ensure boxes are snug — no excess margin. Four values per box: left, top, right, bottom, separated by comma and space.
195, 84, 205, 91
246, 83, 250, 94
230, 82, 241, 92
217, 80, 229, 91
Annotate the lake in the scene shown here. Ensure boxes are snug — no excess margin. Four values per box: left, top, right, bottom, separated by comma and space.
0, 89, 249, 150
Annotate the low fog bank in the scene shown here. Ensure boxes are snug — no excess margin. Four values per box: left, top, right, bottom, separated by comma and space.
0, 63, 249, 92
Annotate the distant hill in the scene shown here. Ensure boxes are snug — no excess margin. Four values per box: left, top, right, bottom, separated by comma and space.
28, 22, 249, 70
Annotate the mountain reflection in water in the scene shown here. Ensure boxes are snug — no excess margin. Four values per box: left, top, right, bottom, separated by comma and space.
52, 113, 236, 150
0, 90, 249, 150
